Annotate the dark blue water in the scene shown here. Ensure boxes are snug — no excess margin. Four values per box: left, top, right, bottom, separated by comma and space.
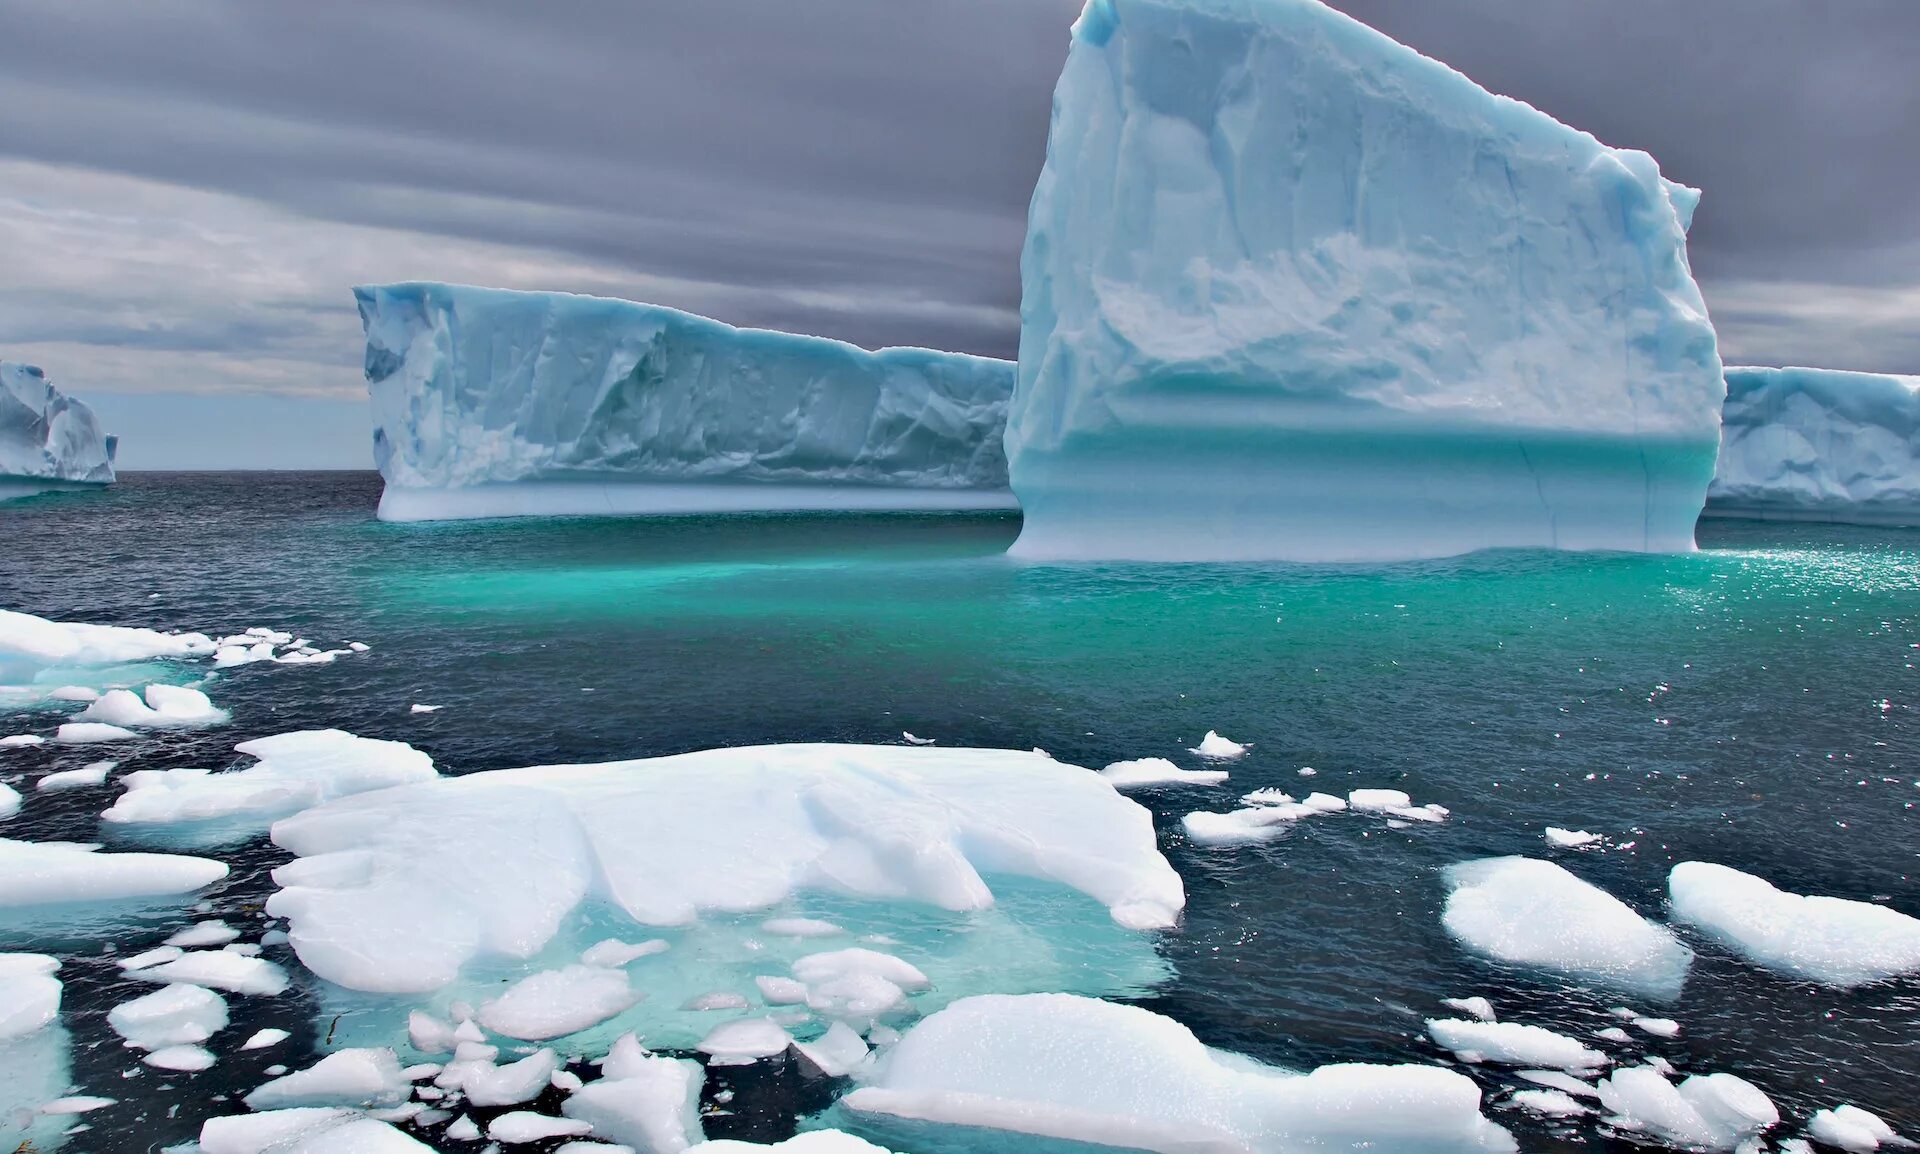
1, 472, 1915, 1151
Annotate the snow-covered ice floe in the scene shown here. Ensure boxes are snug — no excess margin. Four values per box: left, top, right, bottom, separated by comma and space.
199, 1107, 434, 1154
356, 282, 1017, 522
0, 607, 214, 689
1099, 757, 1229, 788
836, 993, 1516, 1153
1006, 0, 1722, 562
1707, 366, 1920, 526
1426, 1019, 1606, 1072
0, 837, 227, 911
1442, 858, 1692, 998
1667, 861, 1920, 987
103, 729, 436, 846
1595, 1066, 1779, 1152
0, 361, 116, 500
270, 744, 1183, 1052
76, 683, 228, 729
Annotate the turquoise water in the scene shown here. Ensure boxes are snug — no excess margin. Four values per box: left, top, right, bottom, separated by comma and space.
1, 472, 1916, 1149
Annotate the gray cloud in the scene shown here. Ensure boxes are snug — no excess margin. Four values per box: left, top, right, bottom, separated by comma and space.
0, 0, 1915, 412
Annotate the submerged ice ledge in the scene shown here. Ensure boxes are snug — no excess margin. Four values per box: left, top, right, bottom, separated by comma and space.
357, 283, 1015, 524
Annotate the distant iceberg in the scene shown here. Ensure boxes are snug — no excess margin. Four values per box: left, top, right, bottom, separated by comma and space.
0, 362, 117, 501
1707, 366, 1920, 526
1006, 0, 1724, 561
356, 283, 1016, 522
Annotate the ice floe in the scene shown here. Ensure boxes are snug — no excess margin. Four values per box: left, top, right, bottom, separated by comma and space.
1183, 785, 1437, 846
1426, 1019, 1606, 1071
0, 953, 60, 1040
147, 1042, 217, 1070
35, 760, 114, 791
0, 837, 227, 908
1443, 858, 1692, 997
245, 1048, 412, 1110
1596, 1066, 1778, 1152
1668, 861, 1920, 987
125, 950, 290, 996
199, 1107, 434, 1153
1442, 996, 1496, 1022
477, 965, 640, 1040
242, 1028, 290, 1050
561, 1033, 705, 1151
104, 729, 437, 843
76, 684, 228, 729
0, 608, 215, 685
690, 1135, 893, 1153
0, 781, 17, 819
107, 982, 228, 1049
842, 994, 1515, 1153
1512, 1089, 1589, 1117
265, 744, 1183, 994
1806, 1104, 1909, 1152
698, 1017, 792, 1065
1188, 731, 1247, 760
55, 721, 137, 743
489, 1112, 593, 1143
1100, 757, 1229, 788
1545, 828, 1604, 849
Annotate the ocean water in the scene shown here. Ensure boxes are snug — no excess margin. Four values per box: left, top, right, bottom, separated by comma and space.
1, 471, 1916, 1151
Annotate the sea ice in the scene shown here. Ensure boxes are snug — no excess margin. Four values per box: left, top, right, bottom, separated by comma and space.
35, 761, 114, 791
1667, 861, 1920, 987
0, 608, 214, 685
1443, 858, 1693, 997
146, 1042, 217, 1070
1426, 1019, 1606, 1072
842, 993, 1514, 1152
55, 722, 137, 743
698, 1018, 792, 1065
761, 918, 845, 939
167, 919, 242, 948
580, 938, 671, 967
0, 953, 60, 1040
265, 744, 1183, 993
1546, 828, 1604, 849
199, 1108, 434, 1154
489, 1112, 594, 1144
1100, 757, 1229, 788
796, 1020, 870, 1078
1007, 0, 1722, 562
0, 362, 116, 494
1806, 1105, 1908, 1152
244, 1047, 412, 1110
689, 1136, 893, 1154
77, 684, 228, 729
1708, 366, 1920, 526
105, 729, 437, 842
477, 965, 641, 1041
1596, 1066, 1778, 1152
1511, 1089, 1588, 1117
242, 1028, 290, 1050
356, 282, 1016, 522
107, 983, 228, 1049
562, 1034, 705, 1151
1189, 732, 1247, 760
0, 837, 227, 908
1442, 997, 1496, 1023
126, 950, 291, 996
0, 781, 17, 819
443, 1049, 560, 1107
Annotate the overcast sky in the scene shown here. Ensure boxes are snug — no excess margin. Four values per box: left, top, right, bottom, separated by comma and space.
2, 0, 1915, 467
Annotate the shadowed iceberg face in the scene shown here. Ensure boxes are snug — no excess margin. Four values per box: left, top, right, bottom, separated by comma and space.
355, 283, 1016, 522
1009, 0, 1724, 562
0, 361, 117, 493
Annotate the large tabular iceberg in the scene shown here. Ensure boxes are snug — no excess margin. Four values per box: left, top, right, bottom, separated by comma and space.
1706, 366, 1920, 526
357, 283, 1016, 522
0, 362, 117, 500
1008, 0, 1724, 561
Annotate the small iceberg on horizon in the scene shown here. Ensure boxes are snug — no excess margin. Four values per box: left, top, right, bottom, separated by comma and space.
0, 361, 117, 503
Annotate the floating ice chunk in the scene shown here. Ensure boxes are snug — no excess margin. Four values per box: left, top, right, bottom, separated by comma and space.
55, 722, 137, 744
146, 1042, 216, 1070
1596, 1027, 1632, 1044
409, 704, 440, 714
48, 686, 99, 702
1516, 1070, 1600, 1099
38, 1096, 115, 1115
845, 994, 1513, 1153
489, 1112, 593, 1144
444, 1114, 481, 1142
1634, 1017, 1681, 1038
107, 983, 228, 1049
199, 1107, 434, 1154
266, 744, 1183, 994
241, 1028, 289, 1050
0, 608, 213, 684
128, 951, 290, 996
0, 781, 17, 819
347, 642, 370, 653
1708, 366, 1920, 526
580, 938, 670, 967
1188, 732, 1247, 760
562, 1035, 705, 1151
356, 282, 1015, 523
698, 1018, 791, 1065
689, 1136, 893, 1153
167, 920, 241, 948
1443, 858, 1693, 997
213, 642, 277, 668
1512, 1089, 1589, 1117
1007, 0, 1722, 563
1101, 758, 1229, 788
1807, 1105, 1909, 1152
1349, 789, 1414, 812
1427, 1020, 1606, 1072
1546, 828, 1604, 849
684, 991, 750, 1012
457, 1050, 559, 1108
792, 950, 930, 994
761, 918, 845, 939
796, 1021, 870, 1078
901, 733, 934, 746
756, 976, 809, 1006
0, 734, 45, 747
1667, 861, 1920, 987
104, 729, 438, 840
1596, 1066, 1779, 1152
77, 684, 228, 729
408, 1011, 458, 1054
0, 361, 115, 493
36, 761, 114, 791
1180, 807, 1289, 845
0, 953, 60, 1040
477, 965, 640, 1041
1301, 792, 1348, 813
120, 946, 184, 970
0, 837, 227, 908
245, 1048, 411, 1110
1442, 997, 1496, 1023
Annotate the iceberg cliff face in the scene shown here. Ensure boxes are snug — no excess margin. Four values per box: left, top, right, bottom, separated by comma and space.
1008, 0, 1724, 562
1707, 366, 1920, 526
0, 362, 116, 498
356, 283, 1016, 522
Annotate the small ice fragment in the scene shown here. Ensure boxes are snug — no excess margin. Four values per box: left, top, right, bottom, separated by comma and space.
0, 781, 18, 819
1546, 828, 1604, 848
795, 1021, 870, 1077
347, 643, 370, 652
489, 1111, 592, 1143
1634, 1017, 1681, 1038
0, 734, 46, 747
38, 1096, 116, 1115
445, 1114, 482, 1142
1512, 1089, 1588, 1117
166, 920, 241, 948
1189, 731, 1247, 760
1100, 758, 1229, 788
0, 953, 61, 1040
756, 976, 808, 1005
108, 984, 228, 1049
244, 1048, 411, 1110
409, 1011, 458, 1054
410, 704, 441, 714
698, 1018, 791, 1065
145, 1044, 216, 1071
1181, 808, 1284, 845
1426, 1019, 1606, 1071
760, 918, 844, 938
1300, 792, 1348, 813
579, 938, 669, 967
54, 722, 138, 744
1298, 767, 1317, 777
126, 951, 290, 997
459, 1050, 559, 1107
1597, 1027, 1633, 1043
551, 1070, 583, 1092
683, 991, 750, 1012
477, 965, 639, 1041
241, 1028, 289, 1050
1442, 997, 1495, 1022
35, 761, 115, 791
1348, 788, 1413, 812
119, 946, 185, 971
902, 732, 935, 745
0, 839, 227, 910
1807, 1104, 1906, 1152
1517, 1069, 1599, 1098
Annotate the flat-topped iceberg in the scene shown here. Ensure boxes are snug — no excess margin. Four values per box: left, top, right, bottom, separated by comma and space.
0, 362, 116, 500
1007, 0, 1723, 561
1707, 366, 1920, 526
356, 283, 1016, 522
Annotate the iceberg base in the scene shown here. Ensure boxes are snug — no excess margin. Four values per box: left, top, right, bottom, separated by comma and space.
376, 482, 1020, 523
0, 478, 110, 503
1700, 500, 1920, 528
